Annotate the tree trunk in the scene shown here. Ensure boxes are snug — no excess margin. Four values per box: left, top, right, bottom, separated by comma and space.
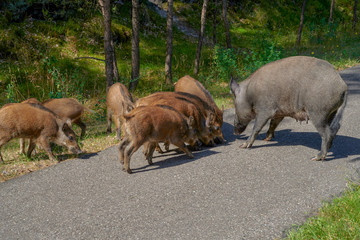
329, 0, 335, 23
165, 0, 173, 85
98, 0, 114, 92
130, 0, 140, 91
353, 0, 358, 30
213, 0, 218, 45
222, 0, 231, 48
194, 0, 209, 75
111, 41, 120, 82
296, 0, 307, 46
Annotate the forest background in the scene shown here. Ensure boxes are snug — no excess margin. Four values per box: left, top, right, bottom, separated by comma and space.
0, 1, 360, 238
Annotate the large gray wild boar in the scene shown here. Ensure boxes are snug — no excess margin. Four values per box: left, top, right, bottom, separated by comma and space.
106, 82, 135, 139
119, 105, 197, 174
230, 56, 347, 161
0, 103, 82, 162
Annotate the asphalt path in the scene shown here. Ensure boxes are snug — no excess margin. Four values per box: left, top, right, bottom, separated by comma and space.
1, 66, 360, 239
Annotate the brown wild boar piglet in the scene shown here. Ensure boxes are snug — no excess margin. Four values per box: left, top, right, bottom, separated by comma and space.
0, 103, 82, 162
106, 83, 135, 139
119, 105, 197, 174
175, 75, 224, 143
43, 98, 94, 138
136, 93, 215, 153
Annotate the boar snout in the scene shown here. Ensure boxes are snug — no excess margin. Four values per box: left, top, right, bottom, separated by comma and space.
234, 122, 247, 135
70, 146, 82, 154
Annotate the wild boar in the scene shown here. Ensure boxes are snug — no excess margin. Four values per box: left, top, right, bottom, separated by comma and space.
175, 75, 224, 143
230, 56, 348, 161
106, 83, 135, 139
118, 105, 197, 174
43, 98, 94, 138
135, 93, 215, 146
0, 103, 82, 162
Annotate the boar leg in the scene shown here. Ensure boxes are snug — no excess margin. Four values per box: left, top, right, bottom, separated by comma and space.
0, 132, 12, 162
27, 139, 36, 158
19, 138, 26, 154
119, 137, 130, 164
264, 117, 284, 141
145, 142, 156, 165
241, 113, 271, 148
106, 109, 113, 133
38, 137, 57, 161
172, 141, 194, 158
123, 140, 142, 174
114, 115, 122, 140
74, 119, 86, 139
311, 115, 334, 161
155, 144, 165, 154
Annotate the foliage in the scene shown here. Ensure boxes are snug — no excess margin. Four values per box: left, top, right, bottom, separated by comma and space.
209, 39, 282, 83
210, 45, 240, 82
1, 0, 98, 23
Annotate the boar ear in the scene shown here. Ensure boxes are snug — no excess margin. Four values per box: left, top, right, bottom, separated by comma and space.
230, 77, 239, 94
65, 118, 72, 127
221, 104, 224, 113
206, 112, 215, 127
187, 116, 194, 128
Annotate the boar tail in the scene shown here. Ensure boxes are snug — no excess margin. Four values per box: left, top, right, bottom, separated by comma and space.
330, 91, 348, 134
230, 77, 239, 95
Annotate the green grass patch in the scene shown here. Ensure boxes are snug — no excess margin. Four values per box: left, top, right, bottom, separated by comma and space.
286, 184, 360, 240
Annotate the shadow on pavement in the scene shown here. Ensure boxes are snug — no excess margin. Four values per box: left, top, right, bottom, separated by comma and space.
246, 129, 360, 161
131, 149, 219, 174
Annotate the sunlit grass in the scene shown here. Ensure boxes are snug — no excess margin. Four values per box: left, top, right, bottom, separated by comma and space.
286, 184, 360, 240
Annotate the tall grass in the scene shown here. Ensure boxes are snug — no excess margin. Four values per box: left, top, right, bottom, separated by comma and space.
286, 183, 360, 239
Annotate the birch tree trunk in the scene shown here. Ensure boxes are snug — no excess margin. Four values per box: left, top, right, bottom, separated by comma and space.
353, 0, 358, 30
222, 0, 231, 48
296, 0, 307, 46
165, 0, 174, 85
213, 0, 218, 45
329, 0, 335, 23
130, 0, 140, 90
194, 0, 209, 75
98, 0, 114, 92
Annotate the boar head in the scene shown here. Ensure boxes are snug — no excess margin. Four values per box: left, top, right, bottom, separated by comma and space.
230, 77, 254, 135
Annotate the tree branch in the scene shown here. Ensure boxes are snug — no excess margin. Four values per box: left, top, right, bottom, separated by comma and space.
75, 57, 105, 62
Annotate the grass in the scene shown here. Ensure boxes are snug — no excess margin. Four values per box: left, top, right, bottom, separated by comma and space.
286, 183, 360, 239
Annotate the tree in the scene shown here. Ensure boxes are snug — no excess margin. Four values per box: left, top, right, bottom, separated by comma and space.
222, 0, 231, 48
329, 0, 335, 23
212, 0, 218, 45
130, 0, 140, 91
296, 0, 307, 46
98, 0, 114, 91
353, 0, 358, 30
165, 0, 174, 85
194, 0, 209, 75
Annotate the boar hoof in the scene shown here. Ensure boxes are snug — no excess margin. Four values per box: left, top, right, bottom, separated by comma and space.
147, 158, 153, 165
264, 136, 273, 141
122, 167, 132, 174
239, 142, 252, 148
311, 155, 325, 161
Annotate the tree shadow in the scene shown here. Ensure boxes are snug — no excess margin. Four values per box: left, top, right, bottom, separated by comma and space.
248, 129, 360, 162
131, 149, 219, 174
